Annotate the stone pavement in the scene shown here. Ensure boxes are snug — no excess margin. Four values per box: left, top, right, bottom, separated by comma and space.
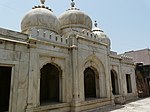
89, 97, 150, 112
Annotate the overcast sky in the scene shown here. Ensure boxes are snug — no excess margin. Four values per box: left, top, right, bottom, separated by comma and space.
0, 0, 150, 53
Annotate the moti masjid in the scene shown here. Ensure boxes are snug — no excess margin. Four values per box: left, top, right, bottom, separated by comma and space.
0, 0, 137, 112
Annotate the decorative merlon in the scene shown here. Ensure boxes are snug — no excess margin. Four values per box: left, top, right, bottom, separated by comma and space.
120, 55, 133, 62
82, 30, 98, 39
81, 29, 103, 42
28, 28, 69, 45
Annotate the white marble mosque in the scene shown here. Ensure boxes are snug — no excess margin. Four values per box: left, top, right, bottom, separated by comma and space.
0, 0, 137, 111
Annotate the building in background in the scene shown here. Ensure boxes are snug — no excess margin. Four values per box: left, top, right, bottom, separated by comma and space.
0, 0, 137, 112
135, 63, 150, 97
124, 48, 150, 65
124, 49, 150, 97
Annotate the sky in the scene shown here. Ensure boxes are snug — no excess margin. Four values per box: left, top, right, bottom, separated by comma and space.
0, 0, 150, 53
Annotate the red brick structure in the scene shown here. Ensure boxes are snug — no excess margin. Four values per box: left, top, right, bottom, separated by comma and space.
124, 48, 150, 65
135, 63, 150, 97
124, 48, 150, 97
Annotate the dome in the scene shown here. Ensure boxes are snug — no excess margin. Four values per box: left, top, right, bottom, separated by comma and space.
92, 27, 104, 37
21, 2, 60, 34
58, 1, 92, 31
92, 21, 111, 46
92, 21, 104, 37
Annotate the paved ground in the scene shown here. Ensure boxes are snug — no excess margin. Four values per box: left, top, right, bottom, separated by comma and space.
90, 97, 150, 112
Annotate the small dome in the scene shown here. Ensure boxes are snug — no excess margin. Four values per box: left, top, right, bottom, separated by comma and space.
58, 1, 92, 31
92, 21, 111, 46
92, 21, 104, 37
21, 3, 60, 34
92, 27, 104, 37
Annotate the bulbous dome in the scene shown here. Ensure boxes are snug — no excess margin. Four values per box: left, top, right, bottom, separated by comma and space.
92, 27, 104, 37
21, 4, 60, 34
92, 21, 111, 46
58, 1, 92, 31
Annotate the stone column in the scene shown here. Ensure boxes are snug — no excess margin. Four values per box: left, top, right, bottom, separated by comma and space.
106, 51, 113, 103
70, 34, 80, 112
27, 38, 39, 108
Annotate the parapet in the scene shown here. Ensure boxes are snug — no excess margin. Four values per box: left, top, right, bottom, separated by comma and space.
120, 54, 133, 62
81, 29, 101, 41
0, 28, 28, 41
28, 28, 69, 45
81, 29, 110, 46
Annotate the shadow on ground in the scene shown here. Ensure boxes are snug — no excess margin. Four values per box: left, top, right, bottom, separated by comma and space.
88, 97, 149, 112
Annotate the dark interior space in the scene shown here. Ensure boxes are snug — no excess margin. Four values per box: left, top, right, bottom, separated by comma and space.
40, 63, 60, 105
126, 74, 132, 93
84, 67, 96, 99
0, 66, 12, 112
111, 70, 119, 95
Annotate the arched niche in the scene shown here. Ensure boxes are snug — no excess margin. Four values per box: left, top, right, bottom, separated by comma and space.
111, 69, 119, 95
84, 67, 99, 99
40, 63, 62, 105
82, 55, 107, 99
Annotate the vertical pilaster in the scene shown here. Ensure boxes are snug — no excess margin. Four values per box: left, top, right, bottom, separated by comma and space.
107, 49, 113, 101
27, 38, 39, 108
70, 34, 80, 112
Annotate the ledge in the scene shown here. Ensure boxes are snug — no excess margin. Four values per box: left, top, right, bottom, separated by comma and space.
26, 103, 70, 111
81, 97, 110, 106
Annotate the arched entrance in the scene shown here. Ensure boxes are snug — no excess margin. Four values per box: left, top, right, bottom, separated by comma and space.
111, 70, 119, 95
0, 66, 12, 111
40, 63, 60, 105
84, 67, 96, 99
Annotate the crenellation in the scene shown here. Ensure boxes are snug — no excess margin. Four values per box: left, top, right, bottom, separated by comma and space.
38, 29, 44, 38
81, 29, 102, 43
82, 29, 88, 37
66, 38, 68, 44
43, 32, 46, 38
29, 28, 38, 38
120, 55, 133, 62
29, 28, 69, 45
50, 32, 56, 41
45, 30, 51, 39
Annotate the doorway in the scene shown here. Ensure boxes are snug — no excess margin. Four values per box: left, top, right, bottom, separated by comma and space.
84, 67, 96, 99
40, 63, 60, 105
111, 70, 119, 95
0, 66, 12, 111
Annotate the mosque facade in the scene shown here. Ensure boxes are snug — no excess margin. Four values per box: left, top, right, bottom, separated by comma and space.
0, 0, 137, 112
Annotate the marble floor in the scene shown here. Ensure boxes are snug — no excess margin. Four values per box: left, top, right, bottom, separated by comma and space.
88, 97, 150, 112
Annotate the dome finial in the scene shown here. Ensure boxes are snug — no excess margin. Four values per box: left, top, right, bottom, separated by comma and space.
71, 0, 75, 7
94, 20, 98, 27
40, 0, 45, 5
32, 0, 52, 11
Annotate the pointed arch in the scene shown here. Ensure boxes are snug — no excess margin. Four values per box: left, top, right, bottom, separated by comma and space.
40, 63, 62, 105
83, 55, 105, 74
111, 69, 119, 95
82, 55, 107, 99
84, 67, 97, 99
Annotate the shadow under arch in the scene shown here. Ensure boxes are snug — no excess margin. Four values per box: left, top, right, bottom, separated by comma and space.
40, 63, 62, 105
83, 55, 105, 74
84, 67, 99, 99
111, 69, 119, 95
40, 62, 62, 72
